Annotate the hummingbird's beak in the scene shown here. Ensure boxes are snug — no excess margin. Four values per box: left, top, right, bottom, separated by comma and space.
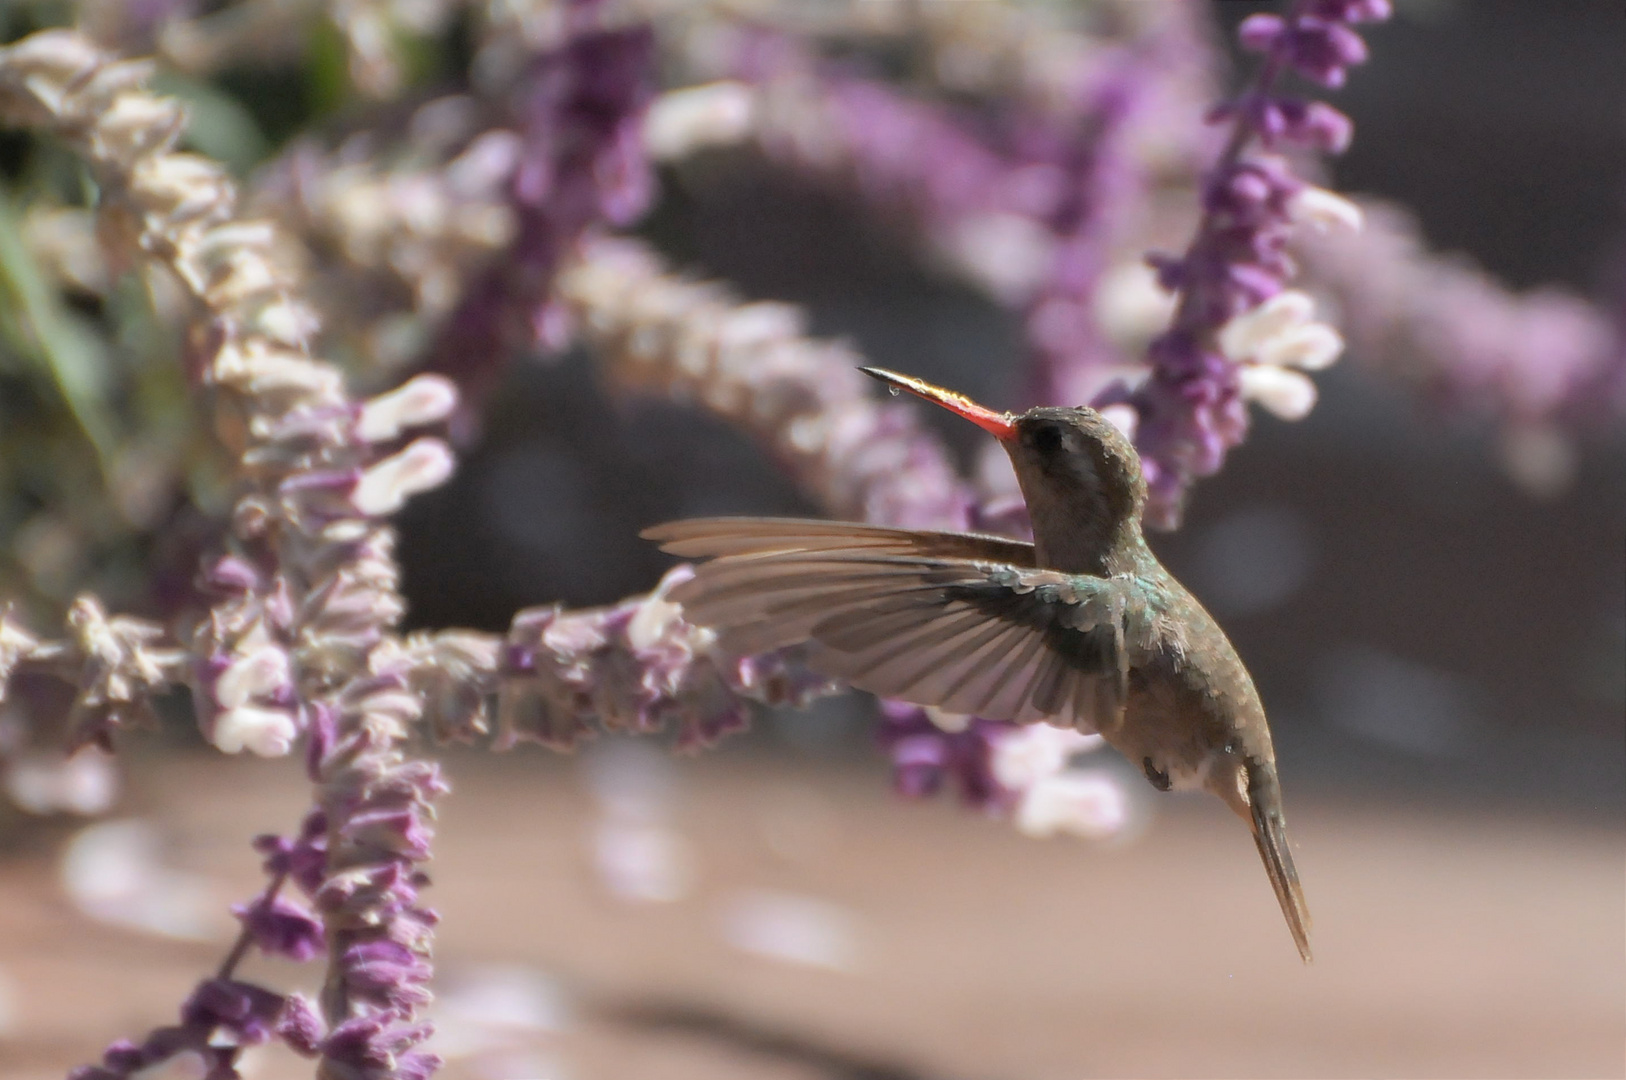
860, 367, 1017, 442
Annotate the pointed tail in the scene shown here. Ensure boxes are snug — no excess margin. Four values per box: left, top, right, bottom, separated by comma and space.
1249, 771, 1313, 963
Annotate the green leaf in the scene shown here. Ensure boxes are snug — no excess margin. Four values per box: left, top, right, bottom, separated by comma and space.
305, 17, 352, 118
151, 71, 271, 175
0, 183, 116, 478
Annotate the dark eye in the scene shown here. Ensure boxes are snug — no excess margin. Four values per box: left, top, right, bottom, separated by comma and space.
1030, 423, 1064, 455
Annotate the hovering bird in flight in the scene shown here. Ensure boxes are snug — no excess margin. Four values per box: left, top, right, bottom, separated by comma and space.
645, 367, 1311, 961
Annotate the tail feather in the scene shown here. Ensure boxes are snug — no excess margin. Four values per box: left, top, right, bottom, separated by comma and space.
1251, 795, 1312, 964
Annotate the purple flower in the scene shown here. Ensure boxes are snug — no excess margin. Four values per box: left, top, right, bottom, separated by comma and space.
232, 893, 325, 962
277, 994, 326, 1056
181, 979, 286, 1045
1214, 94, 1354, 152
0, 29, 462, 1080
68, 979, 288, 1079
254, 811, 329, 896
339, 939, 434, 1012
320, 1015, 441, 1080
1242, 14, 1367, 88
876, 701, 1012, 810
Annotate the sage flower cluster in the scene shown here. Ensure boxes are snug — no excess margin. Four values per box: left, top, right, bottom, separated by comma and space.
0, 28, 454, 1078
1128, 0, 1390, 525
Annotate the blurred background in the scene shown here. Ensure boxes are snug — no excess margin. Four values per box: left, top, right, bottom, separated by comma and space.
0, 1, 1621, 1078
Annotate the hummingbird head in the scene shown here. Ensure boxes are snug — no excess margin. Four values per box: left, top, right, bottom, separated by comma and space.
859, 367, 1146, 572
1004, 406, 1146, 524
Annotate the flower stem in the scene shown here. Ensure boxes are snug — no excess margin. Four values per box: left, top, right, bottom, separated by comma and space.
216, 869, 289, 981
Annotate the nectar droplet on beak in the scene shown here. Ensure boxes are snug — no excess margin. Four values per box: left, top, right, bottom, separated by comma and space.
859, 367, 1016, 441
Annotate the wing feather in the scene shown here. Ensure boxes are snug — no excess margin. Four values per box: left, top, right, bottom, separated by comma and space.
972, 621, 1051, 719
647, 517, 1149, 732
839, 608, 990, 689
1021, 642, 1072, 719
883, 614, 1027, 706
646, 518, 1036, 564
876, 616, 1005, 702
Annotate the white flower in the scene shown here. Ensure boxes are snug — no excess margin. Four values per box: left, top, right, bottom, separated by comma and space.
1220, 290, 1345, 421
645, 82, 757, 161
1097, 402, 1139, 441
1289, 185, 1364, 234
199, 247, 277, 308
129, 152, 232, 223
91, 91, 184, 161
5, 748, 118, 815
211, 705, 298, 756
446, 130, 523, 195
1095, 259, 1179, 347
213, 645, 291, 709
352, 437, 456, 515
6, 30, 103, 86
628, 592, 683, 652
1238, 364, 1318, 421
243, 295, 321, 347
1015, 770, 1129, 840
991, 723, 1103, 791
923, 706, 972, 733
941, 213, 1055, 304
357, 374, 459, 442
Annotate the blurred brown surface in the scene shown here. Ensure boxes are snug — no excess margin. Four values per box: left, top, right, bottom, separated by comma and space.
2, 746, 1622, 1080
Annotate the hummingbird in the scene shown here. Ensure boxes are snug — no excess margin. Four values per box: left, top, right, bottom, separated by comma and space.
644, 367, 1312, 962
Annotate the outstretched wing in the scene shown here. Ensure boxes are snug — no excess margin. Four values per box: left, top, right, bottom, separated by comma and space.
644, 517, 1150, 732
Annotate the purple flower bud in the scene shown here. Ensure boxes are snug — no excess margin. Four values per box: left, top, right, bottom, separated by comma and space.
1270, 98, 1354, 152
340, 939, 433, 1012
278, 466, 364, 497
876, 703, 1011, 809
232, 893, 325, 962
315, 861, 420, 920
200, 555, 263, 595
253, 811, 328, 895
596, 118, 655, 224
1224, 168, 1275, 209
180, 979, 285, 1046
425, 20, 656, 415
889, 734, 950, 797
342, 806, 435, 860
276, 993, 324, 1056
1282, 17, 1370, 88
729, 647, 836, 710
320, 1015, 440, 1080
1237, 14, 1287, 55
1226, 260, 1289, 309
84, 1039, 142, 1076
1146, 251, 1187, 293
